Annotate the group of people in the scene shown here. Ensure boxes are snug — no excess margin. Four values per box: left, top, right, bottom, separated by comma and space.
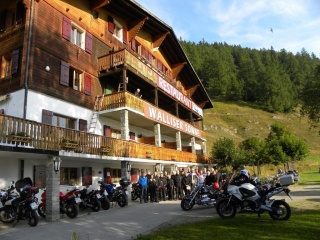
137, 167, 222, 204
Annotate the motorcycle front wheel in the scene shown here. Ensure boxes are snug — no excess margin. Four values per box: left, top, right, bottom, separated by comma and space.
37, 204, 46, 218
100, 197, 111, 210
181, 198, 194, 211
117, 194, 127, 207
65, 204, 79, 218
90, 198, 101, 212
216, 199, 237, 219
0, 207, 15, 223
269, 200, 291, 221
131, 191, 138, 201
25, 209, 39, 227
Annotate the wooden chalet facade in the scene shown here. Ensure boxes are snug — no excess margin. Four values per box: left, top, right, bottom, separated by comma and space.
0, 0, 213, 220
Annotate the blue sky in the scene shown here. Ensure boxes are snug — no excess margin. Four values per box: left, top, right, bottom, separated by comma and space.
134, 0, 320, 56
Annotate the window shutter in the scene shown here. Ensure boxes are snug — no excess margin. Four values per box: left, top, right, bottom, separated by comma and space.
60, 61, 69, 86
11, 49, 19, 74
148, 51, 153, 63
131, 37, 136, 51
157, 60, 162, 71
79, 119, 87, 132
16, 1, 24, 25
62, 16, 71, 41
42, 109, 53, 125
123, 28, 128, 44
0, 109, 4, 115
108, 16, 114, 34
0, 9, 7, 32
84, 73, 91, 95
85, 32, 92, 54
104, 125, 111, 137
141, 46, 146, 58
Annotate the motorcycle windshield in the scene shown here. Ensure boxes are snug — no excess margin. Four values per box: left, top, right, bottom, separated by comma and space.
15, 177, 33, 193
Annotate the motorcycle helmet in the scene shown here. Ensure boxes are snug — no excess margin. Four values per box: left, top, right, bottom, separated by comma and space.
277, 169, 283, 174
239, 169, 249, 181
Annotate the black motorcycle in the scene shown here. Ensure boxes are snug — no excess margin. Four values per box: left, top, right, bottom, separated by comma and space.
103, 179, 130, 207
0, 178, 39, 227
181, 183, 220, 211
76, 186, 102, 212
131, 182, 141, 201
97, 181, 111, 210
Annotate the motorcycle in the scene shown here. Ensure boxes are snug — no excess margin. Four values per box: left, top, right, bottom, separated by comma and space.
37, 188, 81, 218
97, 181, 111, 210
181, 183, 220, 211
215, 174, 294, 220
131, 182, 141, 201
102, 179, 130, 207
0, 178, 39, 227
76, 186, 102, 212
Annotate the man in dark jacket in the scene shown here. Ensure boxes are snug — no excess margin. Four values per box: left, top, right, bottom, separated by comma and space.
159, 173, 167, 201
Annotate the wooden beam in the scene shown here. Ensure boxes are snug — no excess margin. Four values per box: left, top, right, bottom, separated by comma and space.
90, 0, 111, 11
153, 32, 170, 50
171, 62, 187, 79
185, 84, 199, 97
128, 17, 148, 42
196, 101, 208, 109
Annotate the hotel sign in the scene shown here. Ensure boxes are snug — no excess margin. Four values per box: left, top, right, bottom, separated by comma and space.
144, 102, 204, 138
157, 76, 203, 117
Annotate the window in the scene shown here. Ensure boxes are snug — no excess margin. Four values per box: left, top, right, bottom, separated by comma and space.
111, 129, 121, 139
0, 55, 12, 78
113, 19, 123, 41
0, 49, 19, 79
71, 23, 85, 49
69, 67, 83, 91
60, 167, 78, 185
52, 113, 76, 129
62, 17, 92, 54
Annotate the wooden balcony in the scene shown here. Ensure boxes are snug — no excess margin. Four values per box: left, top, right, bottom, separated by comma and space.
98, 92, 206, 138
0, 115, 208, 164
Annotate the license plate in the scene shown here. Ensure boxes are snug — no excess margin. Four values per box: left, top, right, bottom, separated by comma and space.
96, 194, 101, 199
30, 202, 37, 210
103, 190, 108, 196
75, 197, 82, 203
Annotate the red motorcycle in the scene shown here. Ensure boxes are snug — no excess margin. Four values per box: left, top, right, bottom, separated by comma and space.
38, 188, 80, 218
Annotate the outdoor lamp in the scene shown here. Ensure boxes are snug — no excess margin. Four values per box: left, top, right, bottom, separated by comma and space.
127, 162, 131, 172
53, 157, 61, 173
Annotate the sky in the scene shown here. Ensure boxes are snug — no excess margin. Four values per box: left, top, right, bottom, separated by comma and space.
134, 0, 320, 56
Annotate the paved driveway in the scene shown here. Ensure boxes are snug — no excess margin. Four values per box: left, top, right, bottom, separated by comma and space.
0, 200, 217, 240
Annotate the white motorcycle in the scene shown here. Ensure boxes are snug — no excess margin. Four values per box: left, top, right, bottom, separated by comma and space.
216, 174, 294, 221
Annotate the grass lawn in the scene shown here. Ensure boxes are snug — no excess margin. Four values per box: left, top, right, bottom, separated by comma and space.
134, 171, 320, 240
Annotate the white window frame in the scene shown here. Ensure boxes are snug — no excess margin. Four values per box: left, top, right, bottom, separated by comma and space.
69, 67, 83, 92
113, 19, 123, 42
71, 23, 85, 49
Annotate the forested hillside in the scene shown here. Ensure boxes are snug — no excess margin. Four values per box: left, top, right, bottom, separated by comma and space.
180, 40, 320, 113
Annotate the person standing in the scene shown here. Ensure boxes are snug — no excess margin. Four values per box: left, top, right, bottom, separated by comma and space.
148, 174, 157, 203
138, 172, 148, 203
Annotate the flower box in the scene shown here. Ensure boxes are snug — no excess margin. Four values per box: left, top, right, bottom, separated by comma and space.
8, 134, 32, 144
146, 152, 153, 159
60, 142, 78, 149
99, 146, 111, 153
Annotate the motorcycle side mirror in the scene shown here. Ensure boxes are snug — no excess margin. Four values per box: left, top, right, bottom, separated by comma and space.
11, 181, 15, 184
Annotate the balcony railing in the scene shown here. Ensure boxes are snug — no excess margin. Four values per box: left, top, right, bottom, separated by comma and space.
0, 115, 207, 163
99, 92, 205, 137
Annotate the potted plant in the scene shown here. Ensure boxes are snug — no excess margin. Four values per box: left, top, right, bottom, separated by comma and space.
146, 152, 153, 158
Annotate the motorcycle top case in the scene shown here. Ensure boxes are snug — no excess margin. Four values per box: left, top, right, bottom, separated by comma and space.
280, 174, 295, 186
15, 177, 39, 197
120, 179, 130, 187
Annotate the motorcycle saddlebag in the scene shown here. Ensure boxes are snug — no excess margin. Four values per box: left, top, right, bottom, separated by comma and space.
280, 174, 294, 186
